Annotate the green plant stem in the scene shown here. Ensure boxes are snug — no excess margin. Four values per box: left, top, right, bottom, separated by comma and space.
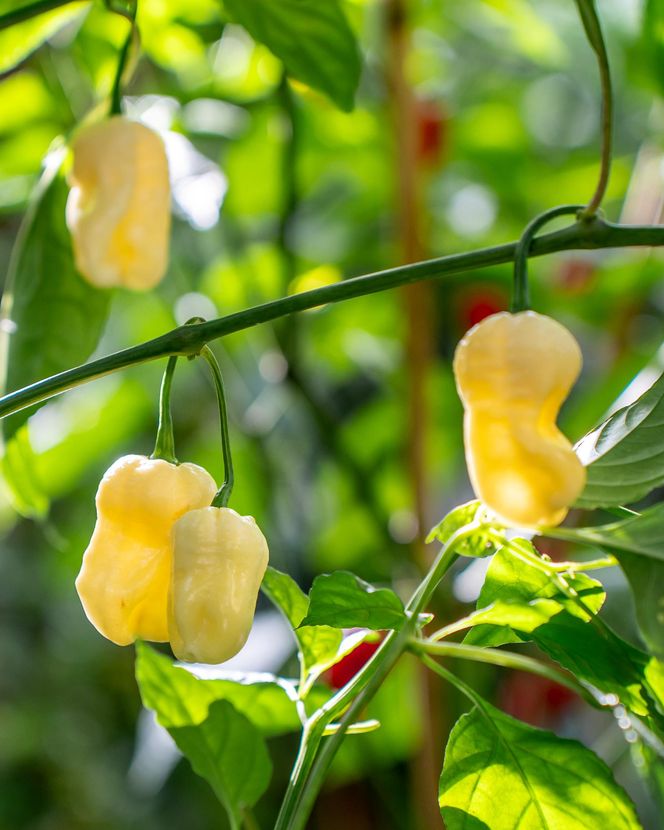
150, 356, 178, 463
511, 205, 584, 312
575, 0, 613, 217
411, 639, 597, 707
274, 524, 476, 830
110, 22, 135, 115
1, 217, 664, 424
0, 0, 82, 29
200, 346, 234, 507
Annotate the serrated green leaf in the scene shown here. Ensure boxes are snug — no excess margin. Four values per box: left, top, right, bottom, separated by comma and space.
169, 699, 272, 828
135, 641, 302, 737
222, 0, 361, 111
0, 4, 87, 73
440, 700, 642, 830
1, 149, 110, 441
300, 571, 405, 630
261, 566, 342, 688
426, 500, 500, 557
575, 370, 664, 508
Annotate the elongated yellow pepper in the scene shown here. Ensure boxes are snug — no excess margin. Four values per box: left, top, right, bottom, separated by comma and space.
76, 455, 217, 645
453, 311, 586, 528
169, 506, 269, 664
66, 116, 171, 290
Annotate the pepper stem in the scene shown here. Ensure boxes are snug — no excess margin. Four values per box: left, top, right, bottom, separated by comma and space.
109, 11, 137, 116
151, 355, 178, 464
201, 346, 235, 508
511, 204, 585, 313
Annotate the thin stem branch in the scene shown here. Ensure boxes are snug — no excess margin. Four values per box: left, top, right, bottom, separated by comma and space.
575, 0, 613, 217
412, 639, 597, 707
511, 205, 584, 312
150, 356, 178, 464
200, 346, 234, 507
1, 217, 664, 423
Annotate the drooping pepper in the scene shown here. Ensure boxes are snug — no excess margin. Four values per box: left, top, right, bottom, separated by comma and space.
169, 506, 269, 664
66, 116, 171, 290
453, 310, 586, 528
76, 455, 217, 645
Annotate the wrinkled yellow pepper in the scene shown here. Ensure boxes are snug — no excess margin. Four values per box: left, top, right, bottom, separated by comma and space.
169, 506, 269, 664
66, 116, 171, 290
76, 455, 217, 645
453, 311, 586, 528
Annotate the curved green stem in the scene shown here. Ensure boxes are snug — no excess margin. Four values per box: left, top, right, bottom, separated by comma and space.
110, 22, 136, 116
574, 0, 613, 217
412, 639, 597, 707
2, 217, 664, 424
200, 346, 234, 507
511, 205, 584, 312
150, 356, 178, 463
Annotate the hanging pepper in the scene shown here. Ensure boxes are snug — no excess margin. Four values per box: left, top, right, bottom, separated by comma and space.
453, 310, 586, 528
169, 506, 269, 664
66, 116, 171, 290
76, 455, 217, 645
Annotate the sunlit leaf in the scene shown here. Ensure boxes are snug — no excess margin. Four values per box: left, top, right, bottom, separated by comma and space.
135, 641, 302, 737
0, 3, 87, 73
575, 370, 664, 508
440, 700, 641, 829
222, 0, 361, 111
426, 500, 499, 558
300, 570, 405, 630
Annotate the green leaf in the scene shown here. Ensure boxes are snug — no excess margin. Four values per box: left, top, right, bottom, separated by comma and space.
222, 0, 361, 111
441, 598, 562, 641
439, 699, 642, 830
135, 641, 302, 737
300, 571, 406, 630
466, 542, 663, 722
0, 149, 111, 442
641, 0, 664, 97
465, 541, 605, 648
426, 500, 500, 558
261, 567, 343, 688
169, 699, 272, 829
575, 370, 664, 508
617, 554, 664, 660
0, 424, 48, 517
552, 503, 664, 561
0, 4, 87, 73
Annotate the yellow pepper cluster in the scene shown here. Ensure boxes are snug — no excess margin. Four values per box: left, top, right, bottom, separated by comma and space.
76, 455, 269, 663
66, 116, 171, 291
453, 310, 586, 528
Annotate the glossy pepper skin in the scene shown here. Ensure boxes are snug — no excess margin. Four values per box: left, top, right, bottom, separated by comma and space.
66, 116, 171, 290
453, 311, 586, 528
76, 455, 217, 645
169, 507, 269, 664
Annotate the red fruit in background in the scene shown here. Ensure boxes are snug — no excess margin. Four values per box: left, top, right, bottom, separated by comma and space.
416, 100, 449, 167
328, 636, 383, 689
457, 284, 507, 330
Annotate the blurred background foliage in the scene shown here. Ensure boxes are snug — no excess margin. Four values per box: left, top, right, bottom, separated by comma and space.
1, 0, 664, 827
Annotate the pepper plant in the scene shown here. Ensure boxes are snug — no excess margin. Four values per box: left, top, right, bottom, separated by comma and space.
2, 0, 664, 828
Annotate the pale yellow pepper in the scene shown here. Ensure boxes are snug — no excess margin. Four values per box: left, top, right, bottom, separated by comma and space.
66, 116, 171, 290
76, 455, 217, 645
169, 506, 269, 664
453, 311, 586, 528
